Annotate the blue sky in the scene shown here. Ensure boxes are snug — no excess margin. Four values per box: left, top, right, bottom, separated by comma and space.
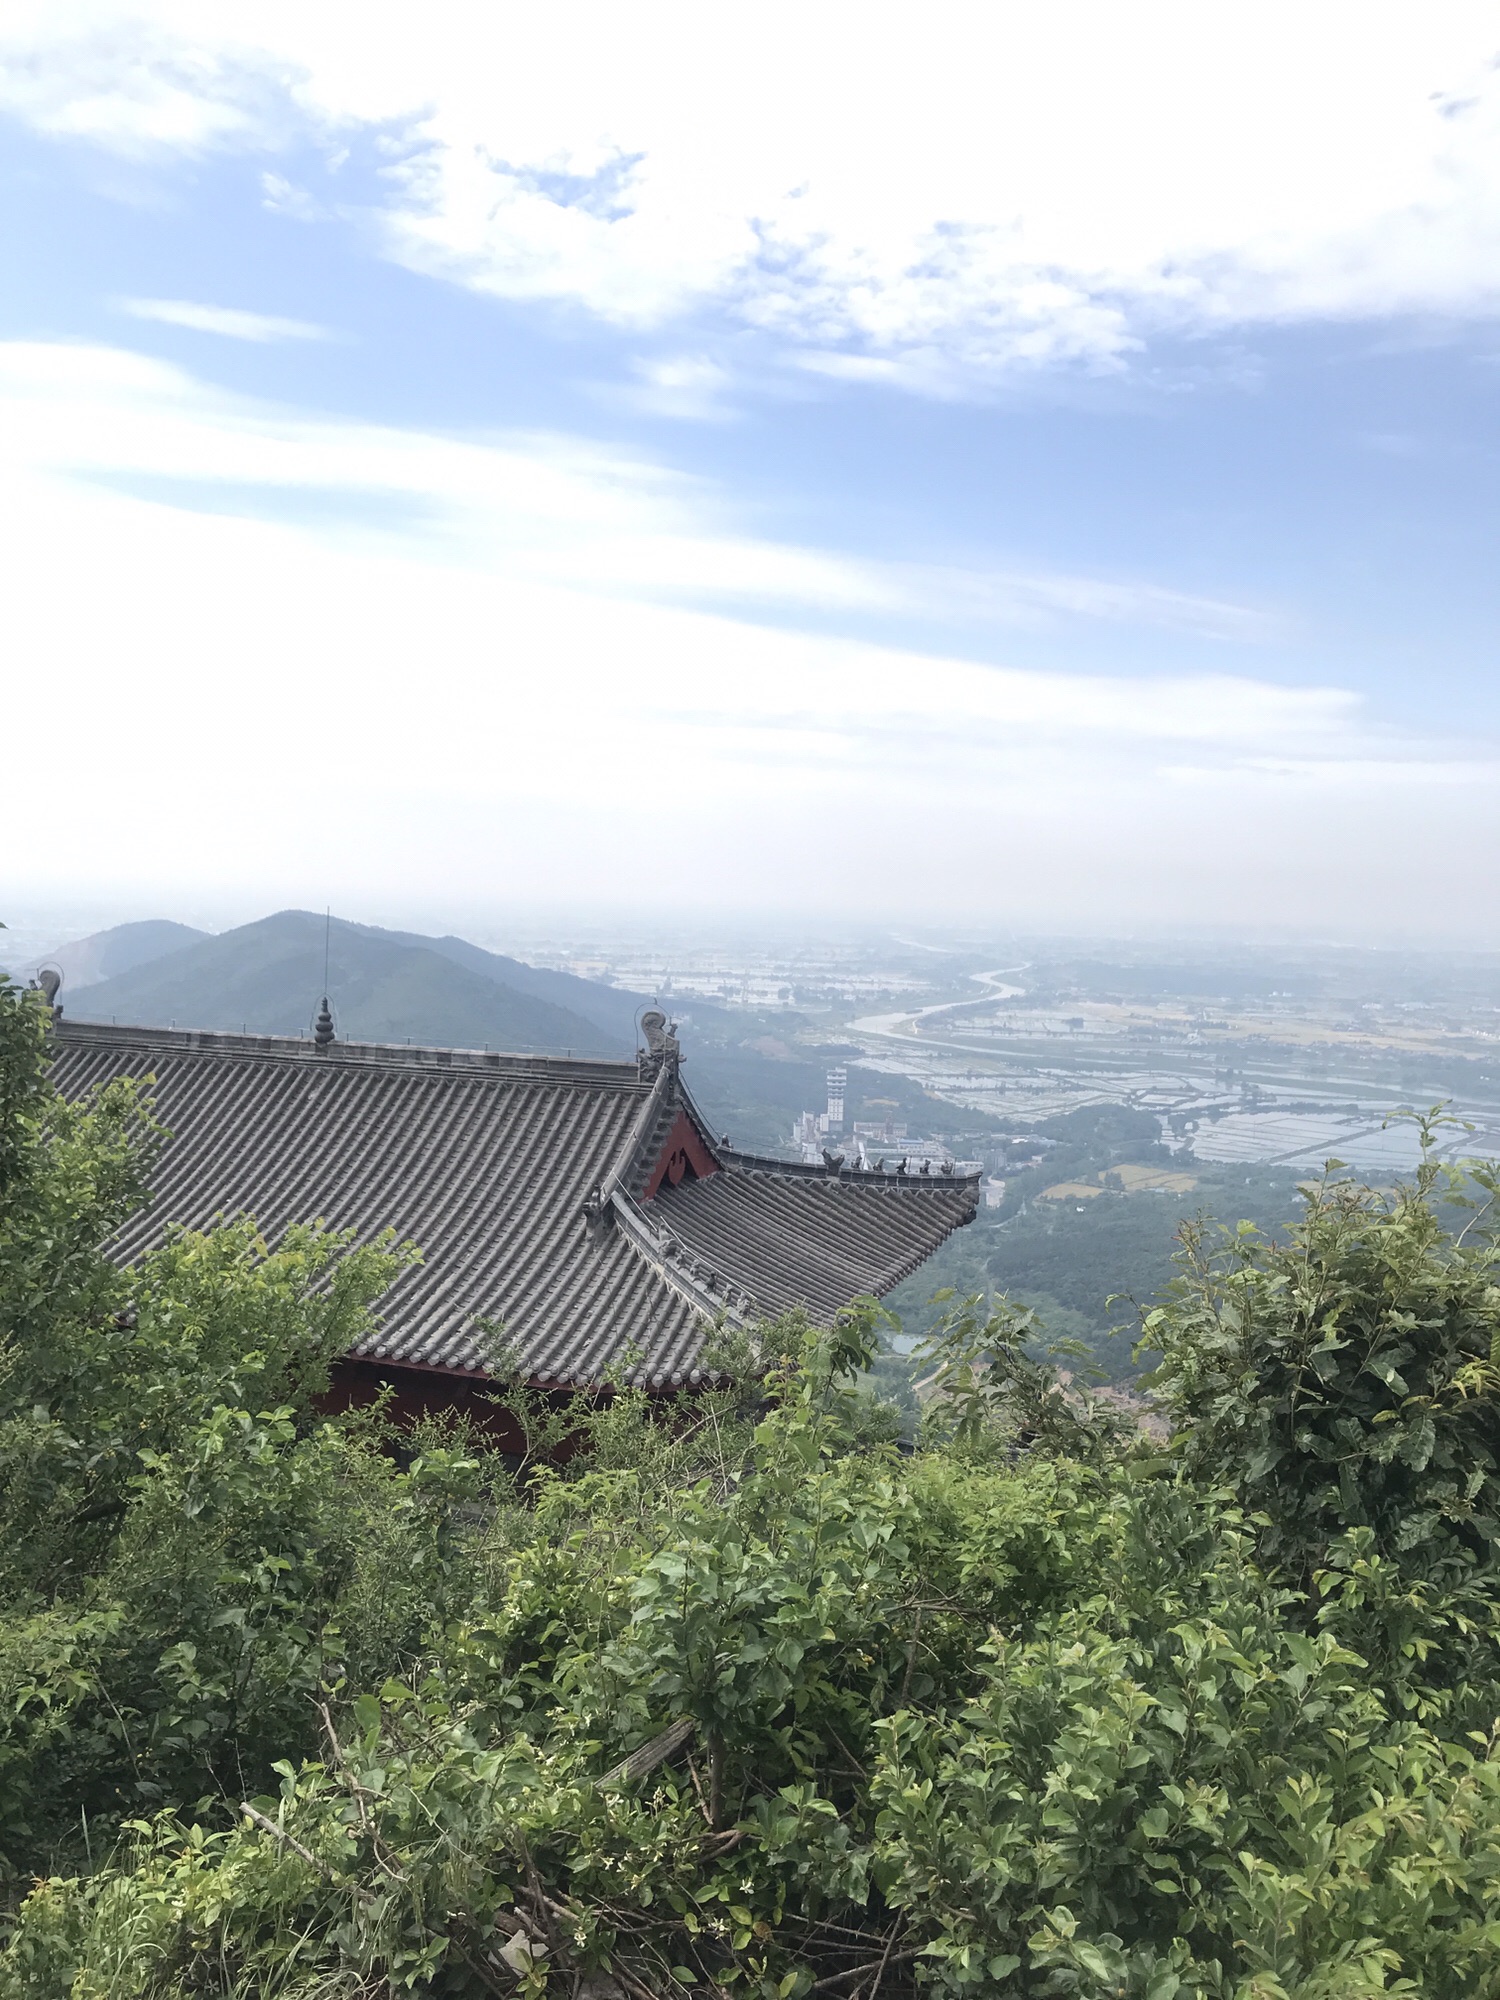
4, 5, 1500, 938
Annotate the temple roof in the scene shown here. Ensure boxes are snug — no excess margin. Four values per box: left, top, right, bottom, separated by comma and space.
47, 1018, 979, 1389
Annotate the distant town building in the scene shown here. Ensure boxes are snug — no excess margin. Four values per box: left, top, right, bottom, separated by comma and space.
854, 1118, 908, 1145
791, 1109, 825, 1163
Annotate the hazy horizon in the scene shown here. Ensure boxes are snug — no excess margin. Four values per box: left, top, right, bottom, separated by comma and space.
6, 7, 1500, 938
12, 900, 1500, 971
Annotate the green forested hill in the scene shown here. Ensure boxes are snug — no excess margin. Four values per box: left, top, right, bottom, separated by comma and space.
30, 910, 655, 1046
16, 917, 208, 988
351, 919, 652, 1044
69, 909, 619, 1055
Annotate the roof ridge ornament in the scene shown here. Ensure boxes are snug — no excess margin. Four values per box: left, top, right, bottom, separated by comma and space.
640, 1008, 680, 1071
33, 966, 63, 1019
313, 997, 335, 1051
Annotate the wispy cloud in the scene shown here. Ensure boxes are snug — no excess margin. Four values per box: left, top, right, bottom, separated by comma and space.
0, 340, 1261, 639
259, 172, 324, 223
878, 564, 1274, 642
119, 297, 332, 342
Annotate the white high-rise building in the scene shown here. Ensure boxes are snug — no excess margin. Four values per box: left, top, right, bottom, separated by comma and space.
826, 1066, 847, 1134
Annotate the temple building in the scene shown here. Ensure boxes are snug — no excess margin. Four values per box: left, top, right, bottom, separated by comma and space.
47, 1004, 978, 1412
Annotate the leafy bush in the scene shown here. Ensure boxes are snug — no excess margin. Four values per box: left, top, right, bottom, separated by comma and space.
5, 970, 1500, 1997
1147, 1121, 1500, 1582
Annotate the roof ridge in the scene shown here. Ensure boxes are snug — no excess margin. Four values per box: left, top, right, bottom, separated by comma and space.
51, 1018, 641, 1088
595, 1064, 758, 1329
598, 1056, 679, 1204
610, 1185, 755, 1345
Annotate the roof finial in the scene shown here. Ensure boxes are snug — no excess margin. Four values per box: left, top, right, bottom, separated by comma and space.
313, 910, 335, 1050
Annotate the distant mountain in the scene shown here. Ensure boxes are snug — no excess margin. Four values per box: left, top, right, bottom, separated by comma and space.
32, 919, 208, 989
360, 923, 652, 1044
51, 908, 994, 1158
68, 911, 625, 1056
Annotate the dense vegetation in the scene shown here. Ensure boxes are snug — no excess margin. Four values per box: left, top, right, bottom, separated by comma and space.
5, 968, 1500, 1997
888, 1106, 1304, 1379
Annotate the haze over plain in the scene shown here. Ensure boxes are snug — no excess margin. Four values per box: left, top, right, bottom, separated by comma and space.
4, 4, 1500, 937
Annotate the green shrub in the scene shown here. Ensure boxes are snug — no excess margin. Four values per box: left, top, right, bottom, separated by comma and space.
6, 971, 1500, 1996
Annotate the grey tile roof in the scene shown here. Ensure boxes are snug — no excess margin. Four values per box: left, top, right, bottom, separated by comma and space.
47, 1019, 978, 1388
645, 1168, 978, 1323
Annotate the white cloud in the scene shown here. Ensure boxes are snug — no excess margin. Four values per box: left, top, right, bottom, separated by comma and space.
119, 297, 331, 341
612, 354, 737, 422
5, 4, 1500, 385
1, 336, 1495, 935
